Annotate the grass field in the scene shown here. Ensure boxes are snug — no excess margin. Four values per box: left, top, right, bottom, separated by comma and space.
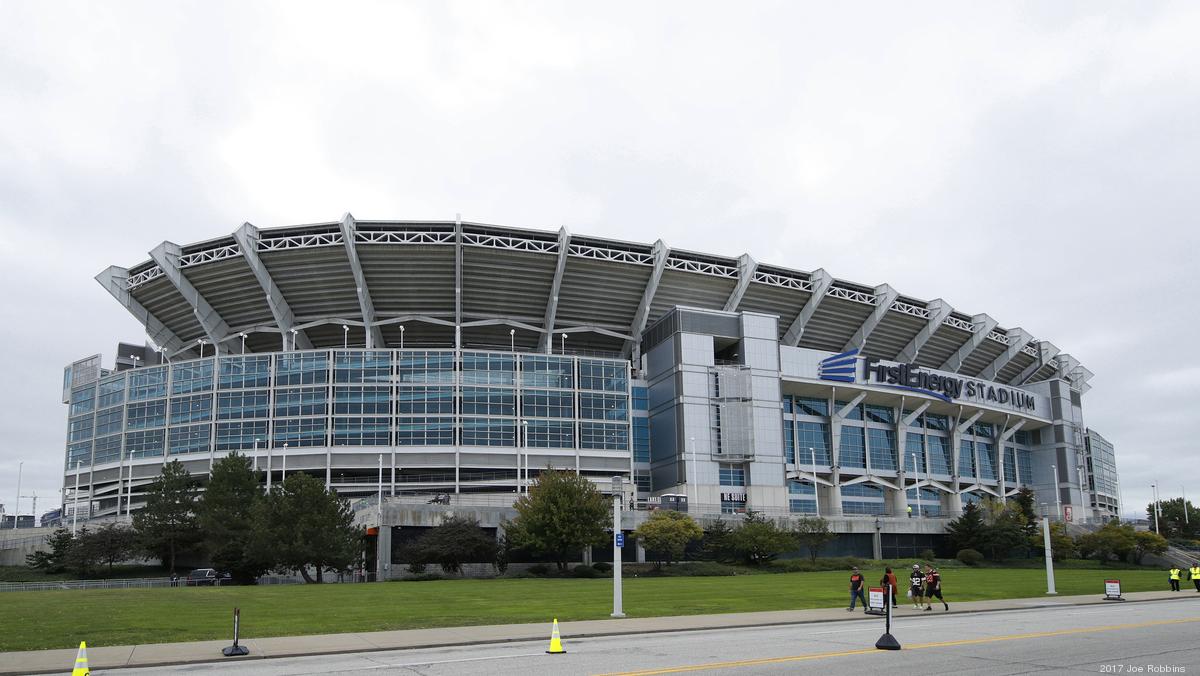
0, 566, 1172, 652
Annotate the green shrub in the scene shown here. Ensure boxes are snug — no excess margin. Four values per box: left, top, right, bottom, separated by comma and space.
404, 573, 444, 582
957, 549, 984, 566
573, 565, 600, 578
527, 564, 550, 576
407, 562, 427, 574
920, 549, 937, 562
592, 561, 613, 573
625, 561, 740, 577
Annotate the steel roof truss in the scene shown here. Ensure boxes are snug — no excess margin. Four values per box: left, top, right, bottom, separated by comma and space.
234, 222, 313, 350
148, 241, 242, 354
980, 328, 1031, 381
896, 299, 953, 362
782, 268, 833, 346
842, 283, 899, 351
939, 314, 998, 373
539, 227, 571, 353
622, 240, 668, 358
340, 214, 384, 349
723, 254, 757, 312
95, 266, 190, 356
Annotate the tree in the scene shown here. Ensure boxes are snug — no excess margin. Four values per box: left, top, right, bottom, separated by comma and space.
792, 517, 836, 563
90, 523, 137, 576
250, 472, 360, 583
26, 528, 76, 573
1132, 530, 1169, 564
634, 510, 703, 569
731, 511, 796, 566
199, 452, 268, 584
1011, 487, 1040, 538
1146, 498, 1199, 539
982, 509, 1028, 561
699, 519, 737, 563
503, 469, 609, 572
1076, 521, 1136, 564
944, 502, 987, 554
405, 517, 498, 575
1033, 521, 1078, 561
133, 460, 202, 574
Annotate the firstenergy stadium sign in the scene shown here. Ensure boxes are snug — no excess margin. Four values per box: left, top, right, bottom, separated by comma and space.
819, 349, 1038, 411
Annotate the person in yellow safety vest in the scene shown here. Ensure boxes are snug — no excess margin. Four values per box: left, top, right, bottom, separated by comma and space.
1168, 566, 1182, 591
1190, 565, 1200, 592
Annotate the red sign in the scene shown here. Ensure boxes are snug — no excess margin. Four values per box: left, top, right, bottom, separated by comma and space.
1064, 506, 1073, 522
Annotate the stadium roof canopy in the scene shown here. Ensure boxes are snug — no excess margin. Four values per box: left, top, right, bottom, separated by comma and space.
97, 215, 1092, 391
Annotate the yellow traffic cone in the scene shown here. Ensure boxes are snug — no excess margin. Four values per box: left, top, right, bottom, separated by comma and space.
72, 641, 90, 676
545, 618, 566, 654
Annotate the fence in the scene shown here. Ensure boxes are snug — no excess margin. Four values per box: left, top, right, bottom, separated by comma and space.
0, 574, 314, 593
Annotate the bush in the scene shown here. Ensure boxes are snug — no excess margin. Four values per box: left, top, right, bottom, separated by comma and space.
573, 564, 600, 578
957, 549, 984, 566
527, 563, 550, 576
768, 556, 871, 573
920, 549, 937, 562
625, 561, 740, 577
592, 561, 613, 573
404, 573, 444, 581
407, 561, 427, 574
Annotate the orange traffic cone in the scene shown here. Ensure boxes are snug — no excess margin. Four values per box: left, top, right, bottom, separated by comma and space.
545, 618, 566, 654
72, 641, 90, 675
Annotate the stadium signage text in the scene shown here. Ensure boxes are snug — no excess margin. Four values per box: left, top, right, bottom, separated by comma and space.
863, 358, 1037, 410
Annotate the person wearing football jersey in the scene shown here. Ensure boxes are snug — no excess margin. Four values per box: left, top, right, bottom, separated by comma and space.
923, 564, 948, 611
909, 564, 925, 609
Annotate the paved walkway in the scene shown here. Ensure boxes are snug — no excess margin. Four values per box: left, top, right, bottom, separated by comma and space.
4, 590, 1195, 675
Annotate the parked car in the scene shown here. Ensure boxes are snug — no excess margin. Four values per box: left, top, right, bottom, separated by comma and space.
185, 568, 232, 586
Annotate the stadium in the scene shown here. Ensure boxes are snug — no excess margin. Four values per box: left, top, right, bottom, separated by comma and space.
60, 215, 1120, 558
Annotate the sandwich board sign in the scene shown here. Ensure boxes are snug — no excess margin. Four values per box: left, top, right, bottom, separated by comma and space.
866, 587, 887, 615
1103, 579, 1124, 601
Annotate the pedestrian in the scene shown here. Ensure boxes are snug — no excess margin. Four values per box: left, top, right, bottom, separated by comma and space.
1190, 564, 1200, 592
847, 566, 867, 612
880, 567, 899, 608
923, 564, 948, 612
908, 563, 925, 609
1169, 566, 1182, 592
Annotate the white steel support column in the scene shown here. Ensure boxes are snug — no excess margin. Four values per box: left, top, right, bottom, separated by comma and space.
980, 328, 1032, 381
722, 254, 757, 312
95, 266, 190, 356
539, 227, 572, 354
896, 299, 952, 362
454, 216, 463, 350
940, 313, 998, 373
998, 419, 1027, 496
149, 242, 242, 354
622, 240, 668, 359
233, 222, 313, 349
1015, 341, 1060, 385
339, 213, 384, 349
782, 269, 833, 346
826, 392, 865, 517
842, 283, 899, 351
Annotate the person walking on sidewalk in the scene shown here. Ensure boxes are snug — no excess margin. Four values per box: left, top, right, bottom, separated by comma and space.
1190, 564, 1200, 592
880, 567, 899, 608
1169, 566, 1182, 591
909, 564, 925, 609
923, 564, 948, 612
847, 566, 867, 612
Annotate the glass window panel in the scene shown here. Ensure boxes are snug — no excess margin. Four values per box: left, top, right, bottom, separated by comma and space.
1018, 448, 1033, 485
839, 426, 865, 469
125, 429, 165, 459
1014, 430, 1030, 446
782, 419, 795, 463
69, 386, 96, 416
95, 407, 124, 436
273, 418, 326, 448
169, 394, 213, 425
333, 351, 392, 384
126, 401, 166, 430
927, 435, 952, 475
171, 360, 214, 394
98, 376, 126, 408
796, 397, 828, 417
274, 352, 329, 386
461, 417, 515, 446
867, 428, 897, 471
632, 417, 650, 463
334, 387, 391, 415
274, 387, 328, 417
169, 424, 211, 455
461, 387, 515, 416
959, 440, 977, 476
797, 422, 831, 466
332, 417, 391, 446
217, 390, 270, 419
93, 434, 122, 464
923, 414, 948, 431
128, 366, 168, 401
579, 392, 627, 421
1003, 446, 1017, 483
978, 442, 996, 480
864, 405, 894, 424
69, 415, 94, 442
521, 390, 574, 419
520, 355, 572, 388
782, 396, 793, 414
462, 353, 516, 386
842, 483, 885, 515
218, 356, 271, 389
396, 417, 455, 446
835, 400, 862, 420
67, 441, 92, 467
396, 351, 455, 384
396, 386, 454, 414
580, 422, 628, 450
215, 421, 269, 451
719, 464, 746, 486
905, 432, 925, 472
632, 386, 648, 412
578, 359, 625, 392
524, 419, 575, 449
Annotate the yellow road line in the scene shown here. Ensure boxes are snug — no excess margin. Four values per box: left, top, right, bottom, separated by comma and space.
597, 617, 1200, 676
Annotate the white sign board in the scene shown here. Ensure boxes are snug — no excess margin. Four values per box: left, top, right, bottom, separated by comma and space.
1104, 579, 1122, 598
868, 587, 886, 611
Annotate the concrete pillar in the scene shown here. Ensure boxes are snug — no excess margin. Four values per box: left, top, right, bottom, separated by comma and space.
636, 541, 647, 563
376, 526, 392, 581
945, 491, 963, 518
889, 484, 909, 518
872, 526, 882, 560
826, 467, 844, 516
583, 547, 593, 566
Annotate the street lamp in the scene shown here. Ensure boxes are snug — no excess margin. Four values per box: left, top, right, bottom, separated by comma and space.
342, 325, 349, 349
810, 447, 821, 516
71, 461, 82, 535
239, 332, 248, 353
1151, 482, 1160, 534
289, 328, 298, 352
611, 475, 625, 618
1050, 464, 1061, 520
281, 442, 288, 481
399, 325, 405, 350
520, 420, 529, 494
688, 436, 698, 506
509, 328, 515, 352
198, 339, 206, 358
12, 461, 22, 529
911, 452, 922, 518
560, 333, 567, 355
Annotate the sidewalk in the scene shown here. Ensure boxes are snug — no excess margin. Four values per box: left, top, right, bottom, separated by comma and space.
3, 590, 1195, 675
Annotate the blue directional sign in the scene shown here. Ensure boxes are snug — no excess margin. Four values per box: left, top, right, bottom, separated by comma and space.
615, 533, 625, 547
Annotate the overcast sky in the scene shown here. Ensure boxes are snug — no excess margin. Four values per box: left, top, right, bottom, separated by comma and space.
1, 1, 1196, 522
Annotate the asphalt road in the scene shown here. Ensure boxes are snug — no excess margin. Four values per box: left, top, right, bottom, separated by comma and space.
101, 600, 1199, 675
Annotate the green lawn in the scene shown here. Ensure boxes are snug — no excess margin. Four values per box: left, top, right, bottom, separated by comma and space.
1, 567, 1171, 652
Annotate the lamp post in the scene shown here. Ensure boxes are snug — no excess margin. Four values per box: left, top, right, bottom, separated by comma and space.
1184, 485, 1190, 525
1042, 516, 1057, 595
1151, 482, 1160, 534
198, 339, 205, 358
281, 443, 288, 481
71, 461, 82, 535
611, 475, 625, 618
560, 333, 567, 355
342, 325, 349, 349
509, 328, 515, 352
289, 328, 298, 352
1050, 464, 1061, 520
377, 454, 384, 525
12, 461, 22, 529
239, 332, 247, 353
399, 325, 405, 350
912, 452, 922, 518
810, 446, 821, 516
520, 420, 529, 494
689, 436, 698, 507
265, 439, 273, 492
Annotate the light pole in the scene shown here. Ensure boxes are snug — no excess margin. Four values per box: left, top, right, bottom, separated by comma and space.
377, 454, 384, 525
1050, 464, 1061, 520
265, 439, 272, 492
1183, 485, 1190, 525
281, 443, 288, 481
130, 354, 142, 369
342, 325, 349, 349
1042, 516, 1057, 595
509, 328, 515, 352
239, 332, 247, 353
611, 475, 625, 618
689, 436, 698, 507
560, 333, 567, 355
810, 447, 821, 516
70, 461, 82, 534
12, 461, 22, 529
520, 420, 529, 494
912, 452, 922, 518
399, 325, 405, 350
1152, 482, 1160, 534
289, 328, 298, 352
